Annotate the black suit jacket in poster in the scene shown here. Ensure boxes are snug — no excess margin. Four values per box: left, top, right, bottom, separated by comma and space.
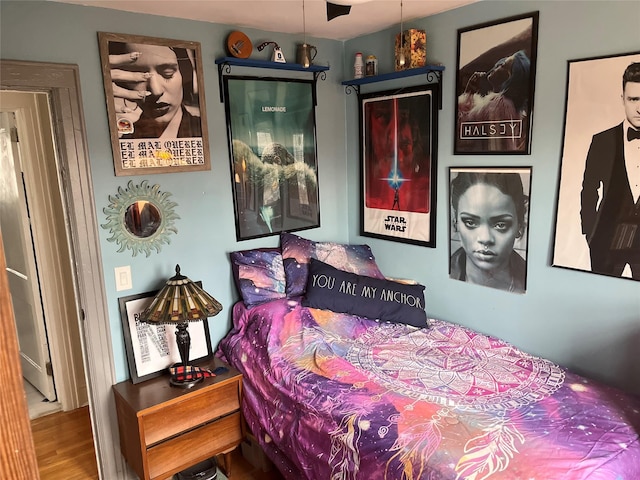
580, 122, 638, 273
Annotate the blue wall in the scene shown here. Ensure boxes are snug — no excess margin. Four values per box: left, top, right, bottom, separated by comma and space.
0, 1, 349, 383
345, 1, 640, 394
1, 1, 638, 394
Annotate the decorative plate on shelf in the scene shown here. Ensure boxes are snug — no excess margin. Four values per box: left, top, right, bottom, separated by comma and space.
226, 31, 252, 59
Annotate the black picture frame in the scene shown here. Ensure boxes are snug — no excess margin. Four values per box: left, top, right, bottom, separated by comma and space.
552, 51, 640, 281
454, 12, 539, 155
359, 84, 439, 247
118, 284, 213, 384
449, 166, 532, 294
223, 75, 320, 241
98, 32, 211, 176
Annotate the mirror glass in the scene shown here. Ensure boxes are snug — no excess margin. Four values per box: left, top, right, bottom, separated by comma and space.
124, 201, 161, 238
102, 180, 179, 257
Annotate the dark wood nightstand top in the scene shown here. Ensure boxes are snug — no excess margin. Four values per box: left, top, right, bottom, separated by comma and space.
113, 357, 241, 412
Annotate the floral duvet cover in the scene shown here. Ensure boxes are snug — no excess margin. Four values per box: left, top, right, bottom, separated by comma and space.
218, 298, 640, 480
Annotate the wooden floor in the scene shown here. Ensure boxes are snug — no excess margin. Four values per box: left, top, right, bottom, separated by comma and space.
31, 406, 285, 480
31, 406, 99, 480
224, 449, 285, 480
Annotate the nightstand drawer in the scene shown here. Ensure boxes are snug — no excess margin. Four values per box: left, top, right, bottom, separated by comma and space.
147, 411, 242, 479
142, 380, 240, 446
113, 359, 243, 480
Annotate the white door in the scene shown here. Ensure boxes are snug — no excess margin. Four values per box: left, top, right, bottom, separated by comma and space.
0, 102, 56, 401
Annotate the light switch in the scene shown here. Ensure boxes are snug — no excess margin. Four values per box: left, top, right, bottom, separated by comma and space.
115, 265, 132, 291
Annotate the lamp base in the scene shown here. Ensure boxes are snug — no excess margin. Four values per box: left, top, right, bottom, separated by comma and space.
169, 375, 203, 389
170, 322, 202, 388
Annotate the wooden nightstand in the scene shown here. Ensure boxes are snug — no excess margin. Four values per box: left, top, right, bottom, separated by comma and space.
113, 357, 244, 480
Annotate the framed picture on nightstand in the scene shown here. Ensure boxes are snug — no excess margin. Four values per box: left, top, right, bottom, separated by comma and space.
118, 287, 212, 384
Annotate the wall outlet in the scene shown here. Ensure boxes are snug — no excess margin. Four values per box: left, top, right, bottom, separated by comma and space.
115, 266, 132, 291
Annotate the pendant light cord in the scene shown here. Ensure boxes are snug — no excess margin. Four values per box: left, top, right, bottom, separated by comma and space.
399, 0, 406, 66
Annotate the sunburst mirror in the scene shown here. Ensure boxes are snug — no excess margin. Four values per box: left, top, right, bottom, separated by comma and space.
102, 180, 179, 257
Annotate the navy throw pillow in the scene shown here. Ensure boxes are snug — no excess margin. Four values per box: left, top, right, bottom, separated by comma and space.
302, 259, 427, 328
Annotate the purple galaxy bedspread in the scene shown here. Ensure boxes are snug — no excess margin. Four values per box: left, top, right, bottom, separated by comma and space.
217, 298, 640, 479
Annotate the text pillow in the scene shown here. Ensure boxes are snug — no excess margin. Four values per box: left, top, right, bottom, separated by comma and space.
302, 258, 427, 328
230, 248, 286, 307
281, 231, 385, 297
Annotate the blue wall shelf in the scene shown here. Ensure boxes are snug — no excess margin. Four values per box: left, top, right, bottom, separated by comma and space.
215, 57, 329, 73
341, 65, 445, 109
215, 57, 330, 103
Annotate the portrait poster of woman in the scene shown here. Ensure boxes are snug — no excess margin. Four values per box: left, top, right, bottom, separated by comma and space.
360, 85, 438, 247
449, 167, 532, 294
98, 32, 210, 176
454, 12, 538, 155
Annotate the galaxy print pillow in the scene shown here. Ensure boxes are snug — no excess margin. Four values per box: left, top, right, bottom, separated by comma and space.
230, 248, 286, 307
302, 259, 427, 328
280, 232, 385, 297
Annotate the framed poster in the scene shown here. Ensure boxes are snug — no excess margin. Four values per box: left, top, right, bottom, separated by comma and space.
360, 84, 438, 247
454, 12, 539, 155
552, 51, 640, 281
98, 32, 210, 176
449, 167, 531, 294
118, 287, 213, 384
223, 76, 320, 241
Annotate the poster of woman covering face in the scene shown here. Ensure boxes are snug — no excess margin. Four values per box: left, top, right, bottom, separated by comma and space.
360, 85, 438, 247
454, 12, 538, 155
98, 32, 210, 176
449, 167, 532, 294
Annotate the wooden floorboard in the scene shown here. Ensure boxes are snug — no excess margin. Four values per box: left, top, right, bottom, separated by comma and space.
31, 406, 98, 480
31, 406, 285, 480
225, 448, 285, 480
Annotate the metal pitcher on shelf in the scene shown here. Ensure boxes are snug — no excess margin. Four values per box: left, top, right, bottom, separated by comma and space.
297, 43, 317, 68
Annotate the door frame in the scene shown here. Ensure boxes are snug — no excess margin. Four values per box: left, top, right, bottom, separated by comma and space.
1, 91, 87, 407
1, 60, 125, 479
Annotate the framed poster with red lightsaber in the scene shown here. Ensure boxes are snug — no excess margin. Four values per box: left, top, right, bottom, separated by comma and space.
360, 84, 438, 247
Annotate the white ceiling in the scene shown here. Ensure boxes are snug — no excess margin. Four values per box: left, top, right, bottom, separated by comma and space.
48, 0, 478, 41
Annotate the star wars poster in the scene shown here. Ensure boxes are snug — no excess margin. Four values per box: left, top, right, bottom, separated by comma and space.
360, 85, 438, 247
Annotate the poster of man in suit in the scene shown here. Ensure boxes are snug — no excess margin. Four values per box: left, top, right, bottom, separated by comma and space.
552, 51, 640, 281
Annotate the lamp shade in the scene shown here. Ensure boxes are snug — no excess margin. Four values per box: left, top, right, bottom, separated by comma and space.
139, 264, 222, 324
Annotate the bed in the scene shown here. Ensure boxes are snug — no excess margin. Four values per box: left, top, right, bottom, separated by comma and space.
217, 232, 640, 479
